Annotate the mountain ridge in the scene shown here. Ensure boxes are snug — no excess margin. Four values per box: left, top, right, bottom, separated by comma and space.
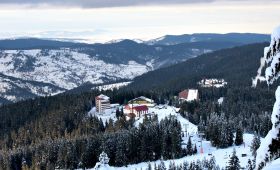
0, 34, 270, 104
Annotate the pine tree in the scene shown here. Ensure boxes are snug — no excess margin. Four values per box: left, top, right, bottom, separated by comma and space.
250, 134, 260, 158
225, 121, 234, 147
115, 133, 128, 166
116, 108, 121, 119
186, 136, 193, 155
182, 161, 189, 170
147, 162, 152, 170
208, 156, 216, 170
168, 161, 176, 170
235, 126, 243, 146
247, 159, 254, 170
154, 162, 158, 170
226, 149, 240, 170
93, 151, 111, 170
99, 151, 110, 165
193, 144, 197, 154
158, 158, 166, 170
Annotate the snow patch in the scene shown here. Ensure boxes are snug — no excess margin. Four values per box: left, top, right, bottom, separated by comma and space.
94, 82, 131, 91
0, 49, 151, 90
198, 78, 227, 88
218, 97, 224, 105
264, 158, 280, 170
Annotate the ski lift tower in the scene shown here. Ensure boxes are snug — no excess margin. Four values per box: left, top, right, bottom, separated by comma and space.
197, 124, 205, 154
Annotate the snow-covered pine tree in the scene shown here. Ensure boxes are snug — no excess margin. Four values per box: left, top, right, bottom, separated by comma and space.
225, 121, 234, 147
154, 162, 158, 170
93, 151, 111, 170
147, 162, 152, 170
183, 161, 189, 170
253, 26, 280, 169
226, 149, 240, 170
158, 158, 166, 170
99, 151, 110, 165
195, 160, 202, 169
250, 134, 261, 158
247, 159, 254, 170
115, 132, 128, 166
209, 156, 217, 170
168, 161, 176, 170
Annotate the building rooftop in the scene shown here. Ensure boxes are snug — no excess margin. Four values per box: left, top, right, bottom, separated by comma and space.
96, 94, 110, 101
179, 89, 199, 101
129, 96, 154, 103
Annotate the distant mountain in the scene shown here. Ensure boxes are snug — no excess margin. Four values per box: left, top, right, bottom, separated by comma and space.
146, 33, 270, 45
80, 39, 243, 67
0, 35, 269, 103
0, 38, 88, 49
125, 43, 269, 92
0, 73, 64, 103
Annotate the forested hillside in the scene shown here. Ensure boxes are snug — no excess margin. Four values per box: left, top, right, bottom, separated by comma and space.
126, 43, 270, 92
0, 42, 276, 169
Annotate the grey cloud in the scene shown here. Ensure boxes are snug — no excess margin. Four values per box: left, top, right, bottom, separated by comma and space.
0, 0, 277, 8
0, 0, 216, 8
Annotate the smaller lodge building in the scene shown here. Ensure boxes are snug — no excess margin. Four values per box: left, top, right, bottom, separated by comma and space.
123, 105, 149, 118
178, 89, 199, 103
128, 96, 155, 107
123, 96, 154, 118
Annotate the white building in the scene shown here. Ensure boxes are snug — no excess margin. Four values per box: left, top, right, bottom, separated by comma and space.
95, 94, 111, 113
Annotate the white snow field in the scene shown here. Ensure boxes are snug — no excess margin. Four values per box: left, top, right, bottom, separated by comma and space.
264, 158, 280, 170
108, 135, 254, 170
88, 106, 118, 124
86, 105, 256, 170
0, 49, 151, 90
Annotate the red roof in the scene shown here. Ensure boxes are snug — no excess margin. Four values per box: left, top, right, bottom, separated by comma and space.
133, 105, 148, 112
179, 90, 188, 99
125, 105, 148, 112
95, 94, 110, 101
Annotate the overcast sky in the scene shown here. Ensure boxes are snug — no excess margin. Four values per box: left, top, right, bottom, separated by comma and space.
0, 0, 279, 42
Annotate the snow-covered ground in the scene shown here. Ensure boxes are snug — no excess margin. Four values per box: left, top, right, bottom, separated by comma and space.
264, 158, 280, 170
0, 73, 64, 102
88, 106, 118, 124
0, 49, 151, 90
86, 105, 257, 170
134, 105, 197, 135
107, 135, 254, 170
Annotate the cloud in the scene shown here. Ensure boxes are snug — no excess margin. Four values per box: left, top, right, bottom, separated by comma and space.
0, 0, 278, 8
0, 0, 216, 8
